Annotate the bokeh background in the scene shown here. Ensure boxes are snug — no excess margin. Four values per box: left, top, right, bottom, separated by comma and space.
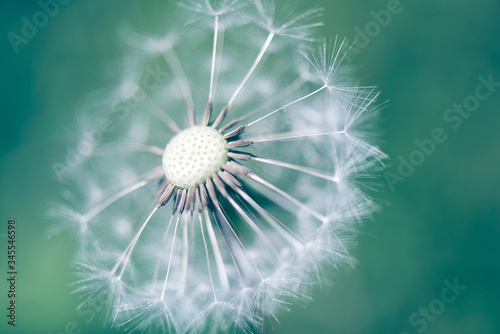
1, 0, 499, 333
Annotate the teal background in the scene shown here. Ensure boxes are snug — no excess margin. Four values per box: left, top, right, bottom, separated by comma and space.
1, 0, 499, 333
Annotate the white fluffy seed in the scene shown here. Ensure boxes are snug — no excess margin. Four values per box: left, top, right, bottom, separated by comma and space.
162, 126, 228, 189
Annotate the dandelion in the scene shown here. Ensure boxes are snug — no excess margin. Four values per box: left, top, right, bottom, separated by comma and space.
54, 0, 386, 332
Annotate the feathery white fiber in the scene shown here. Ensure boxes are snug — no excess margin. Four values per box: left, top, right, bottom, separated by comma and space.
54, 0, 387, 332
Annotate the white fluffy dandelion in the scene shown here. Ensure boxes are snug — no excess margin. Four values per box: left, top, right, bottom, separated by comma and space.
54, 0, 386, 332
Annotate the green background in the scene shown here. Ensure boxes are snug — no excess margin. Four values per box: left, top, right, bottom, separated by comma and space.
1, 0, 499, 333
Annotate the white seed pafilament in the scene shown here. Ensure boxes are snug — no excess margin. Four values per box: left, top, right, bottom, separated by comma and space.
162, 126, 227, 189
53, 1, 388, 333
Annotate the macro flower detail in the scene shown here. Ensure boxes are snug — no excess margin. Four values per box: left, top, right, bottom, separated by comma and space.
53, 0, 386, 333
162, 126, 228, 189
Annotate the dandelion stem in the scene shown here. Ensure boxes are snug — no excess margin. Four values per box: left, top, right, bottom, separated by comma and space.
213, 208, 252, 289
199, 213, 218, 301
177, 216, 190, 298
91, 144, 164, 157
112, 206, 158, 279
161, 214, 181, 300
237, 75, 308, 122
216, 205, 264, 279
252, 130, 345, 143
81, 180, 149, 223
209, 15, 219, 102
227, 32, 275, 109
162, 46, 195, 126
248, 173, 326, 223
251, 157, 340, 183
203, 210, 230, 292
152, 214, 175, 291
237, 189, 304, 250
246, 84, 327, 127
226, 196, 279, 256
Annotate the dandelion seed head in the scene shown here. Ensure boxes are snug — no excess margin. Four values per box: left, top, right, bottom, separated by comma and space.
52, 0, 387, 332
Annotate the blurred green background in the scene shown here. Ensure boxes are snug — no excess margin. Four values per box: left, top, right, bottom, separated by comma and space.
1, 0, 499, 333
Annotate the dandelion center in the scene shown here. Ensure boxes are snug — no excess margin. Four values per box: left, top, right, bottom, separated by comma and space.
162, 126, 228, 189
